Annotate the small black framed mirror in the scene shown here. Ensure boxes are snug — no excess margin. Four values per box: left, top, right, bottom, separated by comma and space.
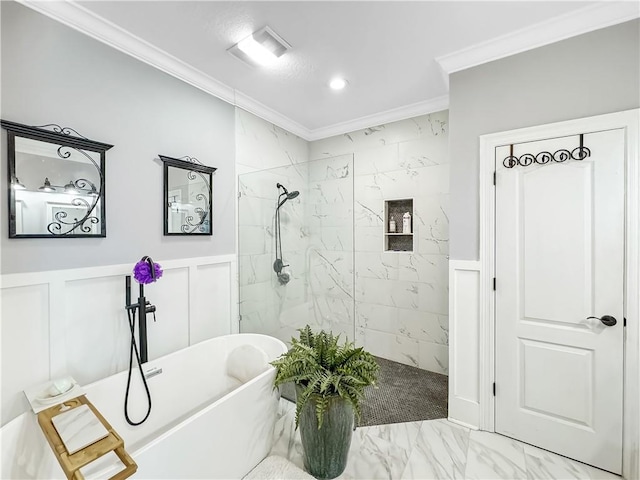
1, 120, 112, 238
160, 155, 216, 235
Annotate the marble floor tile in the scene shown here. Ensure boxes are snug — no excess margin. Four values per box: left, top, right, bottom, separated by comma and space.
464, 431, 528, 480
270, 400, 420, 480
271, 399, 621, 480
339, 421, 421, 479
400, 419, 470, 480
270, 400, 304, 470
523, 444, 620, 480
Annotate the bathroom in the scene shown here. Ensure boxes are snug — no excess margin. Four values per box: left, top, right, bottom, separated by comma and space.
1, 1, 639, 479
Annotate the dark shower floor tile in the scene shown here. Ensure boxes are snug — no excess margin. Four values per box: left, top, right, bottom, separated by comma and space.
279, 356, 448, 427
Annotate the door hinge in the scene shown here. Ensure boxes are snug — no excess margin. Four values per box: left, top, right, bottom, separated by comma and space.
493, 382, 496, 396
624, 317, 627, 327
493, 278, 496, 291
239, 314, 243, 322
493, 171, 496, 186
238, 191, 242, 199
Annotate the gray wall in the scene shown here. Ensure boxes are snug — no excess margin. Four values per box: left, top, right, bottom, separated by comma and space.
1, 2, 236, 273
449, 19, 640, 260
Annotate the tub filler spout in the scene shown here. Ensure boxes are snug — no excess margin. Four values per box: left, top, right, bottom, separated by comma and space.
123, 255, 162, 426
125, 275, 156, 364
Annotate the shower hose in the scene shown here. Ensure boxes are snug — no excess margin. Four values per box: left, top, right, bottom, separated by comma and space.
124, 307, 152, 426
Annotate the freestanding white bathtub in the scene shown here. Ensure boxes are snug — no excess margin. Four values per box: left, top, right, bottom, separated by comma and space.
0, 333, 287, 479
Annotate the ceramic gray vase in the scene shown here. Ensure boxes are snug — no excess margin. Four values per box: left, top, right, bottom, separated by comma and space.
297, 389, 355, 480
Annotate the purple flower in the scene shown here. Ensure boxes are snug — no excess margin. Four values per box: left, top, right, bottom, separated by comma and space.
133, 259, 163, 284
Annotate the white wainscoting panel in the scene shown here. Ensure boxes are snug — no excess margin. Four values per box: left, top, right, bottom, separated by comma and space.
147, 267, 190, 361
192, 263, 233, 344
0, 255, 236, 427
1, 284, 51, 427
448, 259, 481, 429
64, 275, 131, 386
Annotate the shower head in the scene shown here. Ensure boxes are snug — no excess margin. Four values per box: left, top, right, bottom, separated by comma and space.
276, 183, 300, 208
277, 183, 299, 199
277, 193, 300, 209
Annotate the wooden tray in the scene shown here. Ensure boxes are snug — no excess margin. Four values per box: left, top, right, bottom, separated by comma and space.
37, 395, 137, 480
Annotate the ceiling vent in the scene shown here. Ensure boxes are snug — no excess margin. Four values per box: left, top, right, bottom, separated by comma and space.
228, 26, 291, 67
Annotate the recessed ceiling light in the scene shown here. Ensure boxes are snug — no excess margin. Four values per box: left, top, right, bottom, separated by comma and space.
228, 27, 291, 68
329, 78, 347, 90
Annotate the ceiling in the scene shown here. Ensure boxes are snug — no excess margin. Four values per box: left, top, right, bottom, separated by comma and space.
23, 1, 639, 140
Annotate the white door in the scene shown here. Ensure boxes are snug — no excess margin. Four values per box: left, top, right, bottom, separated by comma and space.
494, 129, 624, 474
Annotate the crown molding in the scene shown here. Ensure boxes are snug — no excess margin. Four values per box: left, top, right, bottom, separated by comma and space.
233, 91, 312, 140
236, 93, 449, 142
17, 0, 448, 142
436, 2, 640, 74
306, 95, 450, 141
15, 1, 639, 143
16, 0, 315, 139
18, 0, 237, 104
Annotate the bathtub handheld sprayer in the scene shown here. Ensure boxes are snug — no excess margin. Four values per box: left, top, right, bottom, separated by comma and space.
124, 256, 162, 426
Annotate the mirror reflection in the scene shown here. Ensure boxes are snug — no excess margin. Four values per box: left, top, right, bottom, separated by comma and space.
2, 120, 112, 238
14, 137, 102, 235
160, 155, 216, 236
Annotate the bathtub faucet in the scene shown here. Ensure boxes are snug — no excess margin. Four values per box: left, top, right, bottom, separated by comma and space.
125, 275, 156, 364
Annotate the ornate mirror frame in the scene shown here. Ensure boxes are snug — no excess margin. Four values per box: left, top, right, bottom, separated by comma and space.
1, 120, 112, 238
159, 155, 216, 236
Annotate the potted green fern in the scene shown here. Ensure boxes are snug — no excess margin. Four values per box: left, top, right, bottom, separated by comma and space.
271, 326, 379, 479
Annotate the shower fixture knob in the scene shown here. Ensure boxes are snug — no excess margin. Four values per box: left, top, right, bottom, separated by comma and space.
273, 258, 284, 273
277, 272, 291, 285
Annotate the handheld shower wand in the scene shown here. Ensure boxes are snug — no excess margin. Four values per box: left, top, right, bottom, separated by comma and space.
274, 183, 300, 285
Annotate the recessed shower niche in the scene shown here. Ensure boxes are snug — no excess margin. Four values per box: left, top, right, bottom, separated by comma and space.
384, 198, 413, 252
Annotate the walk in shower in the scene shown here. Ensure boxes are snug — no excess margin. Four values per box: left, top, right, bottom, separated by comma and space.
238, 155, 355, 344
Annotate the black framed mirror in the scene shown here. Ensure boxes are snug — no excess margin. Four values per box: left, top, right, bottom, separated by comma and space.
159, 155, 216, 235
1, 120, 112, 238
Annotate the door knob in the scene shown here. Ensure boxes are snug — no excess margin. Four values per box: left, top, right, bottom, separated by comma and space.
587, 315, 617, 326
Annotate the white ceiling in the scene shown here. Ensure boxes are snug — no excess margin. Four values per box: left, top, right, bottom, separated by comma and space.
24, 1, 639, 140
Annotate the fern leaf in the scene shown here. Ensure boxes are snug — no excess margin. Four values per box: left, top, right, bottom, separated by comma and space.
271, 326, 379, 430
315, 395, 329, 429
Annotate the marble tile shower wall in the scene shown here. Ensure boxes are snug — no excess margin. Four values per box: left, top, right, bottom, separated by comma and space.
239, 164, 312, 341
309, 112, 450, 374
236, 108, 309, 173
236, 109, 313, 341
306, 154, 355, 341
